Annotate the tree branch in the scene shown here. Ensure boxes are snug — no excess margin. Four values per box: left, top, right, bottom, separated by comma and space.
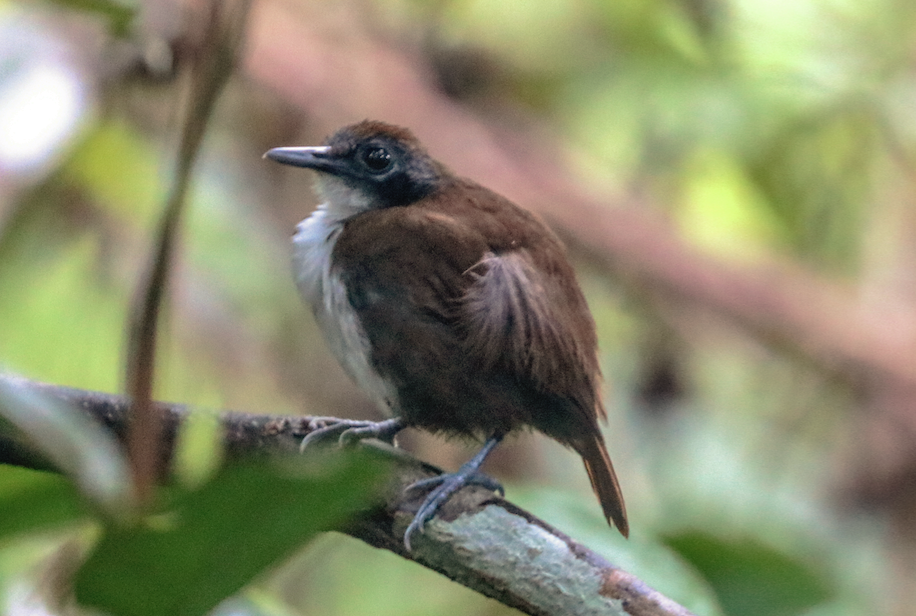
0, 374, 695, 616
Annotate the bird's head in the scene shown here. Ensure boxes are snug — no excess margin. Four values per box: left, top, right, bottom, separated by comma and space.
265, 120, 443, 218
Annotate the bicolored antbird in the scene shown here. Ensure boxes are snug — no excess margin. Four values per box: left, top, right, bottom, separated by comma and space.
265, 121, 628, 549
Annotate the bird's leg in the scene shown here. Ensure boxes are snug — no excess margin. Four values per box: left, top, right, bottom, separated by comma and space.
403, 434, 504, 551
300, 417, 405, 451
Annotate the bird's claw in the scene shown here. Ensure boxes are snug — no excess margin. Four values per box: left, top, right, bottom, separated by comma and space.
405, 472, 504, 497
300, 417, 403, 452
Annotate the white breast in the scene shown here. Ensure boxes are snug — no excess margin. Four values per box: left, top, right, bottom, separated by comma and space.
292, 205, 398, 415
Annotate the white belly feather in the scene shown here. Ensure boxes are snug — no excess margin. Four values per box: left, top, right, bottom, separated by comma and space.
292, 205, 398, 415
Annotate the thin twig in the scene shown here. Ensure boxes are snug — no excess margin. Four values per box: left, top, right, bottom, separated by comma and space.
125, 0, 251, 505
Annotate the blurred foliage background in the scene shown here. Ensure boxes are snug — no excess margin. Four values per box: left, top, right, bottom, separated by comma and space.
1, 0, 914, 614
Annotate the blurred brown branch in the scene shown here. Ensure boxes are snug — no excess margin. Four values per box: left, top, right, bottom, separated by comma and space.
244, 1, 916, 388
240, 0, 916, 505
0, 374, 695, 616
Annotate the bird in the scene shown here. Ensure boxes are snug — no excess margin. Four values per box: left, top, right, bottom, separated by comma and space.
264, 120, 628, 549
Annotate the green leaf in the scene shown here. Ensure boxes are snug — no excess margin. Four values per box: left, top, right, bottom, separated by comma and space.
75, 451, 386, 616
663, 530, 833, 616
0, 465, 89, 539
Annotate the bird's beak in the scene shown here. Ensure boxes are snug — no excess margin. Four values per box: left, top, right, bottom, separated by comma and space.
263, 146, 333, 169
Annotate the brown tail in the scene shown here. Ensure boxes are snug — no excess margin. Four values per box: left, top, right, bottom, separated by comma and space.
576, 436, 629, 538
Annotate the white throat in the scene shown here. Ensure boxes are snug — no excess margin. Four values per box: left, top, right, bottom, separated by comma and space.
291, 174, 371, 303
315, 174, 373, 223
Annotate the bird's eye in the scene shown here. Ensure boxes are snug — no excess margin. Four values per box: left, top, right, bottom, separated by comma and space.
361, 146, 392, 172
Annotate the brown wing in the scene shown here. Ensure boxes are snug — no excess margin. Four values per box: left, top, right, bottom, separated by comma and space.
460, 250, 598, 405
423, 179, 604, 421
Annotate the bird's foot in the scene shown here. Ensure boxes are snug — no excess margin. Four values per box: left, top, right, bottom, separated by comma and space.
402, 466, 503, 551
405, 472, 504, 497
300, 417, 404, 451
402, 435, 504, 551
